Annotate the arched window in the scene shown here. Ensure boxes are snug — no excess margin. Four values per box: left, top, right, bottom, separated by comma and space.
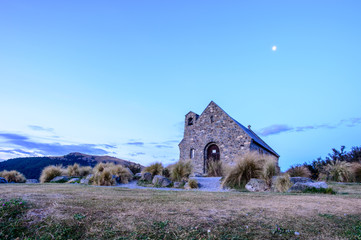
210, 116, 214, 123
188, 117, 193, 126
190, 148, 195, 159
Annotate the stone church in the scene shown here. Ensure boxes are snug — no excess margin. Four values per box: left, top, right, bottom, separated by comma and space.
178, 101, 279, 174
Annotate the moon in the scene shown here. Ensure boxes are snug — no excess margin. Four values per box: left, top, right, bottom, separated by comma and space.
272, 46, 277, 51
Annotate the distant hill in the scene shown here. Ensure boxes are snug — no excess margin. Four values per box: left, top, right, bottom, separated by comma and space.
0, 152, 144, 180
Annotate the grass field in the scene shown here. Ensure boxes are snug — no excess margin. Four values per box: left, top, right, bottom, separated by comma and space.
1, 183, 361, 239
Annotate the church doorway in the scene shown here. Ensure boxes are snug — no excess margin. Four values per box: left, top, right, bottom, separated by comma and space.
204, 143, 220, 174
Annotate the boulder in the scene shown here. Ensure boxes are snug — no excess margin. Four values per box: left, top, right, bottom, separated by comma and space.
125, 168, 134, 179
134, 172, 142, 180
173, 181, 184, 188
26, 179, 39, 184
50, 176, 69, 183
245, 178, 269, 192
67, 178, 80, 183
0, 177, 8, 183
80, 174, 93, 185
152, 175, 172, 187
140, 172, 152, 182
288, 181, 328, 192
290, 177, 313, 184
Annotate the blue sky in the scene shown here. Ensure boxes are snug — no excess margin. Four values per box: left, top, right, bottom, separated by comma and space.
0, 1, 360, 170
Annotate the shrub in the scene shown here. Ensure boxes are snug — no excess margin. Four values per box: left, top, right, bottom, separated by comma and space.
286, 165, 311, 178
274, 174, 292, 192
79, 166, 92, 177
40, 165, 66, 183
128, 163, 142, 175
92, 163, 133, 186
261, 159, 278, 186
221, 152, 262, 189
170, 160, 193, 182
325, 160, 352, 182
67, 163, 81, 177
162, 168, 170, 178
144, 162, 163, 177
207, 158, 223, 177
188, 179, 198, 189
0, 170, 26, 183
302, 187, 336, 194
351, 162, 361, 182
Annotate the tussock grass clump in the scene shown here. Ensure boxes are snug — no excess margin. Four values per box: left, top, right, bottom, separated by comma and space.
207, 158, 223, 177
221, 152, 263, 189
40, 165, 66, 183
67, 164, 92, 177
188, 179, 198, 189
275, 174, 292, 192
0, 170, 26, 183
262, 159, 278, 186
325, 160, 352, 182
144, 162, 163, 177
351, 162, 361, 182
286, 165, 311, 178
170, 160, 193, 182
92, 162, 133, 186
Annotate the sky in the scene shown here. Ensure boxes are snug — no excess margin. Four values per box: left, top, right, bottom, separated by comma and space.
0, 1, 360, 171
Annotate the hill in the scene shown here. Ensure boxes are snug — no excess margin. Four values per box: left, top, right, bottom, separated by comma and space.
0, 152, 144, 179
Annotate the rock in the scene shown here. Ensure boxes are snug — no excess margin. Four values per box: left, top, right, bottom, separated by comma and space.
67, 178, 80, 183
50, 176, 69, 183
152, 175, 172, 187
134, 173, 142, 179
125, 168, 134, 179
193, 172, 203, 177
140, 172, 152, 182
288, 181, 328, 192
290, 177, 313, 184
245, 178, 269, 192
0, 177, 8, 183
25, 179, 39, 184
80, 174, 93, 185
173, 181, 184, 188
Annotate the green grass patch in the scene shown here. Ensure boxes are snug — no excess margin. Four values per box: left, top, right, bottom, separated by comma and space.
302, 187, 336, 194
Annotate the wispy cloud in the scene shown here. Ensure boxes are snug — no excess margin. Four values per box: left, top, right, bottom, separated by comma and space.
125, 141, 144, 146
0, 132, 110, 156
155, 145, 174, 149
258, 117, 361, 136
28, 125, 54, 132
129, 152, 145, 157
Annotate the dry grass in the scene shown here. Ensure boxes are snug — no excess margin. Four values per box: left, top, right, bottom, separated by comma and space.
206, 158, 223, 177
92, 163, 133, 186
170, 160, 192, 182
40, 165, 66, 183
188, 179, 198, 189
144, 162, 163, 177
0, 170, 26, 183
351, 162, 361, 182
274, 174, 292, 192
261, 159, 278, 186
67, 163, 92, 177
221, 152, 262, 188
1, 183, 360, 239
325, 160, 353, 182
286, 165, 312, 178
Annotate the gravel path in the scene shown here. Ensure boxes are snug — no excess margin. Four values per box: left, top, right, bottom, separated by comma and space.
117, 177, 229, 192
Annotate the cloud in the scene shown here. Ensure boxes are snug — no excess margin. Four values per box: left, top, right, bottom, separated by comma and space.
155, 145, 174, 149
125, 142, 144, 146
0, 149, 34, 155
258, 117, 361, 136
129, 152, 145, 157
28, 125, 54, 132
258, 124, 293, 136
0, 132, 110, 156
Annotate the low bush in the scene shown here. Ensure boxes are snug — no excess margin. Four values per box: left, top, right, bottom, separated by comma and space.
302, 187, 336, 194
207, 158, 223, 177
286, 165, 311, 178
325, 160, 352, 182
162, 168, 170, 178
144, 162, 163, 177
128, 163, 142, 175
40, 165, 66, 183
275, 174, 292, 192
188, 179, 198, 189
92, 163, 133, 186
170, 160, 192, 182
221, 152, 262, 189
0, 170, 26, 183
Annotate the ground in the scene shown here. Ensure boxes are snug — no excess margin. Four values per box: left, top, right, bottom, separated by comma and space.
1, 183, 361, 239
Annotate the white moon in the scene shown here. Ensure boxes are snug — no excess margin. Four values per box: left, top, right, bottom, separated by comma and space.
272, 46, 277, 51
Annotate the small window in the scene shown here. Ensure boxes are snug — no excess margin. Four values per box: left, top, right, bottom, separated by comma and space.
210, 116, 214, 123
190, 149, 195, 159
212, 149, 217, 154
188, 117, 193, 126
